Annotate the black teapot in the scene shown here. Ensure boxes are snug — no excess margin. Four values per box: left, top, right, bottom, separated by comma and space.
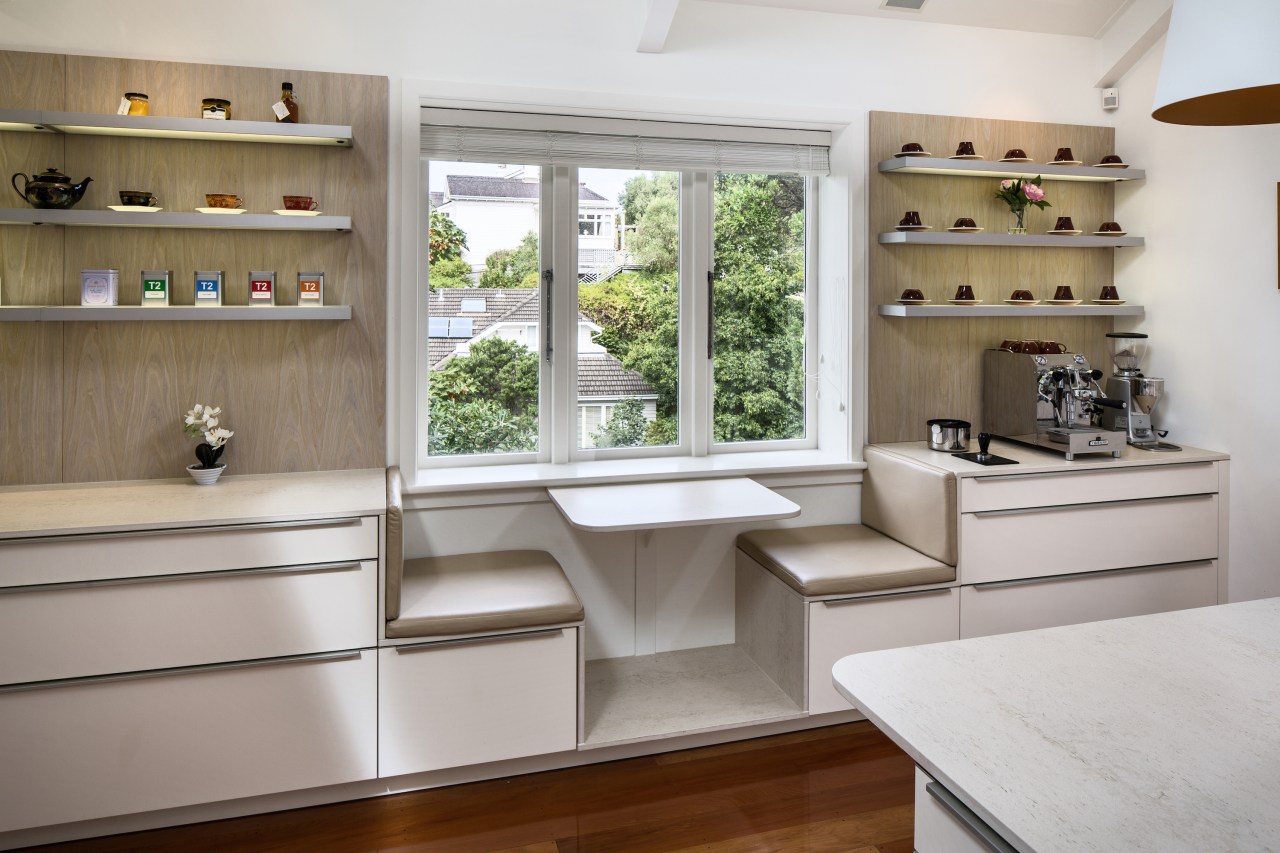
11, 167, 93, 209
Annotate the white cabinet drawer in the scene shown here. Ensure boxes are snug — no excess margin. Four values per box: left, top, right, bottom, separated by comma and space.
0, 515, 378, 587
379, 628, 578, 777
809, 588, 958, 715
960, 462, 1219, 513
915, 767, 1015, 853
0, 560, 376, 686
960, 561, 1218, 639
0, 649, 377, 833
959, 494, 1217, 585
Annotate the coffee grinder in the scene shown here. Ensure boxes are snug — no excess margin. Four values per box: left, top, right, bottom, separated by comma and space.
1102, 332, 1181, 451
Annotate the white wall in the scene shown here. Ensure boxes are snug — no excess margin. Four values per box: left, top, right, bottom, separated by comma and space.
1113, 38, 1280, 602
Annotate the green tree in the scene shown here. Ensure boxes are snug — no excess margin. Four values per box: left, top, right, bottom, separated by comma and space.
620, 173, 679, 274
479, 231, 540, 288
591, 397, 648, 448
428, 210, 468, 263
428, 256, 474, 289
427, 337, 539, 455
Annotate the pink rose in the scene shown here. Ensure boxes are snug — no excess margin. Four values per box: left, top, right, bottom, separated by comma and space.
1000, 179, 1015, 190
1022, 182, 1046, 202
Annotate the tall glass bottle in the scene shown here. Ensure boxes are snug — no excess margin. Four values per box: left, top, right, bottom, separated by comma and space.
277, 82, 299, 124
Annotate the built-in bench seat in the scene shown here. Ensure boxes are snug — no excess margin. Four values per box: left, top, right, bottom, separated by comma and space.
735, 447, 962, 715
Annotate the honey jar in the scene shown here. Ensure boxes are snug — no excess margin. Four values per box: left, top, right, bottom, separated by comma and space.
124, 92, 150, 116
201, 98, 231, 120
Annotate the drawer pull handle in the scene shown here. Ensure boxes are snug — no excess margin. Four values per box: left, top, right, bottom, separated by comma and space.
972, 492, 1212, 518
821, 586, 953, 607
0, 560, 365, 595
973, 461, 1215, 483
0, 650, 363, 694
970, 559, 1215, 590
391, 628, 563, 654
924, 781, 1018, 853
2, 515, 365, 545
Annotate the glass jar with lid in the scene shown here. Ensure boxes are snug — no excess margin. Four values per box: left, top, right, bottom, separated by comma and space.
124, 92, 149, 116
201, 98, 231, 120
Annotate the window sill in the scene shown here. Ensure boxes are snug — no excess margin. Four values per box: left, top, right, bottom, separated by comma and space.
405, 449, 863, 496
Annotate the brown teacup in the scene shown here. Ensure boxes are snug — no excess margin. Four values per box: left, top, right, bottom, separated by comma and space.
1054, 285, 1075, 300
119, 190, 157, 207
283, 195, 318, 211
1098, 221, 1123, 233
1054, 147, 1074, 162
1039, 341, 1067, 354
953, 217, 977, 229
205, 193, 243, 209
899, 210, 922, 227
900, 288, 925, 301
1003, 148, 1027, 159
1099, 154, 1124, 165
899, 142, 925, 155
955, 141, 976, 156
1099, 285, 1120, 300
954, 284, 975, 301
1054, 216, 1075, 232
1010, 289, 1035, 301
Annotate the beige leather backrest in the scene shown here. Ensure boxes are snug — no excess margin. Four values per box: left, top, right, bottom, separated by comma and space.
861, 446, 957, 566
385, 466, 404, 620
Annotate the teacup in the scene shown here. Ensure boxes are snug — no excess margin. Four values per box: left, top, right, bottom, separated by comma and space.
1038, 341, 1067, 354
1099, 285, 1120, 300
205, 193, 243, 209
1054, 216, 1075, 231
954, 284, 975, 301
1098, 221, 1123, 233
119, 190, 157, 207
953, 217, 977, 229
283, 195, 319, 211
1053, 285, 1075, 300
899, 142, 925, 155
955, 141, 976, 156
1010, 289, 1034, 302
899, 210, 922, 227
1003, 148, 1027, 159
1054, 147, 1074, 162
900, 288, 925, 301
1099, 154, 1124, 165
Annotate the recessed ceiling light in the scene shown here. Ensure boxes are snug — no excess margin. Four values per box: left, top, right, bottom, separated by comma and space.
883, 0, 927, 9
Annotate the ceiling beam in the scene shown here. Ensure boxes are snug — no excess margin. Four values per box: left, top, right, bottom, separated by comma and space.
1095, 0, 1173, 88
637, 0, 681, 54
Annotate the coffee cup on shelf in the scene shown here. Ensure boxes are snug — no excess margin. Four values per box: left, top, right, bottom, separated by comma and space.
1003, 148, 1027, 159
899, 142, 925, 155
952, 217, 977, 229
900, 288, 925, 301
955, 141, 976, 156
1054, 216, 1075, 231
954, 284, 975, 301
1098, 221, 1123, 233
1053, 285, 1075, 300
899, 210, 922, 227
283, 195, 319, 211
1053, 147, 1075, 162
1010, 289, 1034, 301
119, 190, 157, 207
1099, 285, 1120, 300
204, 193, 243, 209
1099, 154, 1124, 165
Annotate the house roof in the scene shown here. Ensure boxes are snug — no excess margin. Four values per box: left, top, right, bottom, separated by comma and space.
445, 175, 607, 202
576, 354, 657, 398
429, 190, 444, 208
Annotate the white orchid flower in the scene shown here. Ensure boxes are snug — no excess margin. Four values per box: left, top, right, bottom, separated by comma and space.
204, 428, 234, 448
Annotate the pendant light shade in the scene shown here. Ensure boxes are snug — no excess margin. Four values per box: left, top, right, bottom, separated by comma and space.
1152, 0, 1280, 125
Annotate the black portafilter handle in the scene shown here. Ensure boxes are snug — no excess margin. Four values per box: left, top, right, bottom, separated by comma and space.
1092, 397, 1127, 409
978, 432, 991, 457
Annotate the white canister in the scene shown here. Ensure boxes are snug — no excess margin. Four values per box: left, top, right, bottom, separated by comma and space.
81, 269, 119, 306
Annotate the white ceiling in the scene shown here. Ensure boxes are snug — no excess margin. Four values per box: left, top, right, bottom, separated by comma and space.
698, 0, 1134, 39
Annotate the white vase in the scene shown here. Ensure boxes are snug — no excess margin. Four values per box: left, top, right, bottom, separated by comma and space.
187, 463, 225, 485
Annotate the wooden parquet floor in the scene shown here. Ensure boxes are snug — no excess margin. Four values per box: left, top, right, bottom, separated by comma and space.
28, 721, 915, 853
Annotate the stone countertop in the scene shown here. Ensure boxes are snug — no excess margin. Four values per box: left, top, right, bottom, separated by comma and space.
872, 439, 1228, 478
833, 598, 1280, 853
0, 469, 387, 539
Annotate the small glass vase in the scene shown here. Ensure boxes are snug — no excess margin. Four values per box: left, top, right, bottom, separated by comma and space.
1008, 207, 1028, 235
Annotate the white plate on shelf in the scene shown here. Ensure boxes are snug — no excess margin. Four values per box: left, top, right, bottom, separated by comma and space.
897, 298, 930, 305
272, 209, 322, 216
897, 151, 932, 157
895, 225, 931, 231
1004, 299, 1040, 306
947, 299, 984, 305
998, 157, 1035, 163
1092, 230, 1127, 237
1048, 160, 1084, 166
1046, 299, 1082, 305
108, 205, 163, 212
1093, 162, 1130, 168
947, 226, 984, 233
1092, 298, 1127, 305
195, 207, 246, 215
948, 154, 985, 160
1047, 229, 1083, 235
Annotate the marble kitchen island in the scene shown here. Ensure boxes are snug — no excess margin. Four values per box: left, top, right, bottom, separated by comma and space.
833, 597, 1280, 852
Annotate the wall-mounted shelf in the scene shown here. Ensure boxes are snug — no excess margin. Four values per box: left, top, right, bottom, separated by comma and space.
879, 231, 1143, 248
0, 107, 353, 146
0, 305, 351, 321
878, 156, 1144, 183
0, 208, 352, 232
878, 304, 1144, 318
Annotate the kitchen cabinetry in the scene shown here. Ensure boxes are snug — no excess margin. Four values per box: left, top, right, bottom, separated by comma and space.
0, 470, 385, 834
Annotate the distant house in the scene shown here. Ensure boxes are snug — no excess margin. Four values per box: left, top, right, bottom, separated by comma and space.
432, 168, 625, 279
427, 287, 658, 447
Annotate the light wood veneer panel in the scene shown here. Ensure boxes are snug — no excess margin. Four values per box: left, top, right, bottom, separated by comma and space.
868, 111, 1124, 443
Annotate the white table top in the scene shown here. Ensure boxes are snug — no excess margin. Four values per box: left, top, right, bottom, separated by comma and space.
546, 477, 800, 532
833, 598, 1280, 852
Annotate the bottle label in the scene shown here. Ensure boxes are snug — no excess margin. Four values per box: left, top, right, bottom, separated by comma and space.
117, 97, 131, 115
272, 101, 291, 120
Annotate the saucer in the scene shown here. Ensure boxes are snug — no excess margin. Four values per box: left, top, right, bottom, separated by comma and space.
1046, 299, 1082, 305
1004, 298, 1040, 305
195, 207, 246, 214
947, 299, 984, 305
1092, 230, 1127, 237
272, 209, 322, 216
1047, 229, 1083, 235
897, 298, 930, 305
1093, 162, 1130, 168
897, 151, 932, 157
895, 225, 931, 231
998, 157, 1035, 163
1092, 298, 1127, 305
946, 226, 984, 233
1049, 160, 1084, 166
108, 205, 162, 212
948, 154, 985, 160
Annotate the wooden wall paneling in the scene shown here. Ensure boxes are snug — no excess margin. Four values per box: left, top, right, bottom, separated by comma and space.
868, 111, 1122, 443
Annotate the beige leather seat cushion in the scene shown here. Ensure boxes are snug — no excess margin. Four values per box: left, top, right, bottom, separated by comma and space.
737, 524, 954, 597
386, 550, 585, 639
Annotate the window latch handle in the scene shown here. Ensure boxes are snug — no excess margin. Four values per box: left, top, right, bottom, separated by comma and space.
706, 269, 715, 360
542, 269, 554, 362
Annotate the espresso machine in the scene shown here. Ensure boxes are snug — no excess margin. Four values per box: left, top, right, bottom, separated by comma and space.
983, 347, 1128, 459
1101, 332, 1181, 451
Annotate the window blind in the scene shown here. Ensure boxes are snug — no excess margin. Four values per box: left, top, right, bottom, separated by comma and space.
421, 108, 830, 176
